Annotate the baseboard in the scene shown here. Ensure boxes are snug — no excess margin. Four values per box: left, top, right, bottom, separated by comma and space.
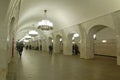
94, 54, 117, 58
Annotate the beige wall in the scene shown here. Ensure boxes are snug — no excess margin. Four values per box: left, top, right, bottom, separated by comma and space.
94, 40, 116, 57
0, 0, 11, 80
0, 0, 21, 80
96, 28, 116, 40
94, 28, 117, 56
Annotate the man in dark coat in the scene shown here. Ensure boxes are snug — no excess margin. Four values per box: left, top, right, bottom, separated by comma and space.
16, 43, 24, 57
49, 45, 53, 55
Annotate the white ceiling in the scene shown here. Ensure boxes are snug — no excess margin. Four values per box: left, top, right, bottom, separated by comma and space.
16, 0, 120, 40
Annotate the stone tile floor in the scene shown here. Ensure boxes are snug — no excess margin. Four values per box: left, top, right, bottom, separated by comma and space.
7, 50, 120, 80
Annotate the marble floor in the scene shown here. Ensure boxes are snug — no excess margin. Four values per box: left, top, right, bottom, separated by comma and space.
7, 50, 120, 80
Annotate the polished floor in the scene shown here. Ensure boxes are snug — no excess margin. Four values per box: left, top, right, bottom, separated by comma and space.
7, 49, 120, 80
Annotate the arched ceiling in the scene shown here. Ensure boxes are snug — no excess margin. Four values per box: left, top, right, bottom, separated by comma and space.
16, 0, 120, 40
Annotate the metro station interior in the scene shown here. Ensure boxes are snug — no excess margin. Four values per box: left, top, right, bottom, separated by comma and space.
0, 0, 120, 80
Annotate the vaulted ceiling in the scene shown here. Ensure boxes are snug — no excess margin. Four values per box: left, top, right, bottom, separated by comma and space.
16, 0, 120, 40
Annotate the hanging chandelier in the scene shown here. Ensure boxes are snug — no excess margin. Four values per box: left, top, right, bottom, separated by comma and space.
37, 10, 53, 30
29, 30, 38, 37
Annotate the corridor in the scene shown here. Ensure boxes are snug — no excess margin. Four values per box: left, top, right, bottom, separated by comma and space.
7, 49, 120, 80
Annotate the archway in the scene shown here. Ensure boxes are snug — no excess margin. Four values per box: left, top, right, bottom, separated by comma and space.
67, 33, 80, 55
48, 37, 53, 46
87, 25, 117, 59
48, 37, 53, 53
54, 35, 63, 54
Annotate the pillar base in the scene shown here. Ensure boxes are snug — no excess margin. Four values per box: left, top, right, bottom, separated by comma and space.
117, 56, 120, 65
0, 69, 6, 80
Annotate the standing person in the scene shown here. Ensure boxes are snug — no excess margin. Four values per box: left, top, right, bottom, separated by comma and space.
20, 44, 24, 57
26, 45, 28, 50
49, 45, 53, 55
74, 44, 79, 55
72, 44, 75, 55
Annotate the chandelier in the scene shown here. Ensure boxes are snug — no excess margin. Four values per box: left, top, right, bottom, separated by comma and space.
29, 30, 38, 37
37, 10, 53, 30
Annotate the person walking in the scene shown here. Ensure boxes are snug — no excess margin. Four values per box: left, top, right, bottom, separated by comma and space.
49, 45, 53, 55
16, 43, 24, 58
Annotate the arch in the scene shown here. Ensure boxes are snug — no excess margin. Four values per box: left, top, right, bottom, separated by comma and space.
88, 25, 112, 35
67, 32, 80, 55
48, 37, 53, 45
54, 34, 63, 54
56, 34, 63, 42
87, 24, 117, 59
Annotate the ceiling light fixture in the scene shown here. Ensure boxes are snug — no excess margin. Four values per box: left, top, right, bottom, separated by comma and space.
24, 35, 32, 40
29, 30, 38, 37
60, 38, 62, 42
37, 10, 53, 30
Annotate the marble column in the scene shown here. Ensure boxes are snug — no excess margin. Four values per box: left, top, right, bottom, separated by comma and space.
112, 11, 120, 65
79, 24, 94, 59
